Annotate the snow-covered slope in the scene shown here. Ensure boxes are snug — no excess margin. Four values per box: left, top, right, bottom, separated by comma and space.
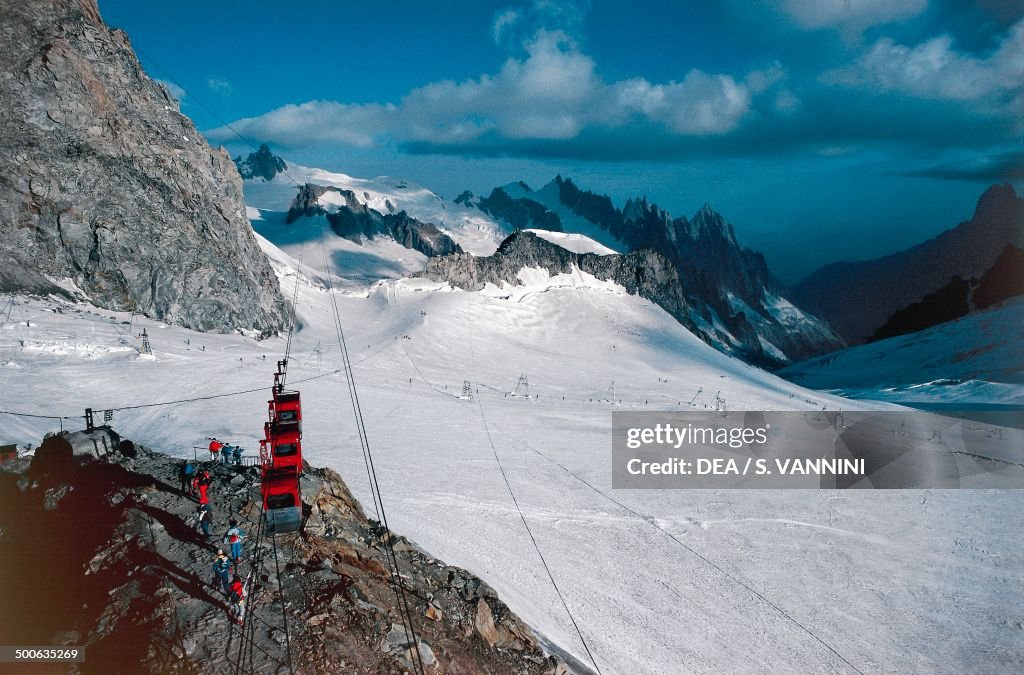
780, 297, 1024, 406
250, 209, 427, 287
523, 229, 616, 256
4, 224, 1023, 673
242, 164, 509, 256
472, 177, 844, 366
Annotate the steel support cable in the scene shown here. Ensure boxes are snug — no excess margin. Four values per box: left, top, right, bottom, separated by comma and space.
270, 534, 295, 673
462, 293, 604, 675
314, 227, 426, 675
499, 429, 865, 675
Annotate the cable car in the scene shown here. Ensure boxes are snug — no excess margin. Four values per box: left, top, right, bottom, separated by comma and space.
260, 359, 304, 534
267, 419, 302, 472
262, 468, 302, 534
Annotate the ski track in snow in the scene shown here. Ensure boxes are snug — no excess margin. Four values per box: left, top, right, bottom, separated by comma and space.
2, 228, 1023, 674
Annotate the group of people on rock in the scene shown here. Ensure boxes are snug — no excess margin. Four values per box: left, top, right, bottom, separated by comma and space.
207, 437, 244, 465
178, 437, 251, 625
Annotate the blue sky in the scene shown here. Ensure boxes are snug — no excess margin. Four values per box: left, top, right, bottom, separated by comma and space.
99, 0, 1024, 282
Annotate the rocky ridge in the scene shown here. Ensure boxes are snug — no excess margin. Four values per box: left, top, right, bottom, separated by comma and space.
0, 0, 286, 335
423, 230, 828, 367
464, 177, 842, 365
287, 183, 463, 258
0, 427, 568, 674
870, 242, 1024, 342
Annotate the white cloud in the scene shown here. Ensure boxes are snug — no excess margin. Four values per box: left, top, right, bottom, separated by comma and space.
219, 101, 396, 147
492, 8, 521, 43
780, 0, 927, 30
613, 71, 752, 135
210, 29, 770, 150
826, 18, 1024, 110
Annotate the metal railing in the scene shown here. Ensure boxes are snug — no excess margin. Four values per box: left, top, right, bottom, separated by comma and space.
189, 446, 261, 467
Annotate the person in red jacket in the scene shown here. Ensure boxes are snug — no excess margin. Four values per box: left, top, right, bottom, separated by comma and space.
208, 438, 223, 461
229, 574, 246, 624
194, 469, 212, 505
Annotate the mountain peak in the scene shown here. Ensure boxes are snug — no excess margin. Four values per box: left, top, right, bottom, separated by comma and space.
234, 144, 287, 181
973, 182, 1020, 222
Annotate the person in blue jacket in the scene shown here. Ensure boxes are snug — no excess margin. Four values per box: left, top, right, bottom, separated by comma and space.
211, 549, 233, 596
224, 519, 245, 563
180, 460, 195, 496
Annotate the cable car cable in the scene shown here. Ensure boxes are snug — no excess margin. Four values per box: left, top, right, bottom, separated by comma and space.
463, 293, 604, 675
315, 226, 426, 675
499, 428, 865, 675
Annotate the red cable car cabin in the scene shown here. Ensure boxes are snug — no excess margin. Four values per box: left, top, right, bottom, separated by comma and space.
260, 360, 304, 534
271, 390, 302, 427
267, 419, 302, 471
262, 467, 302, 533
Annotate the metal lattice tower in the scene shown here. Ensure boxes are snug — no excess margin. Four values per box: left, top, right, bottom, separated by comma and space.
512, 374, 529, 397
139, 328, 152, 355
462, 381, 473, 400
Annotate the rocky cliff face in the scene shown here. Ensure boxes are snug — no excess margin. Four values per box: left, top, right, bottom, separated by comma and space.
287, 184, 463, 258
791, 183, 1024, 345
476, 185, 562, 231
0, 0, 287, 335
0, 429, 567, 674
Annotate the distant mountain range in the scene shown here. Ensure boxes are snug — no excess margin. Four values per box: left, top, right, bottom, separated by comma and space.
790, 183, 1024, 345
245, 156, 842, 367
285, 183, 463, 258
455, 177, 842, 366
235, 146, 1020, 371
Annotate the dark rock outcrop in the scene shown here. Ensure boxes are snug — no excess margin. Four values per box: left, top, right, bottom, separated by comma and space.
791, 183, 1024, 345
428, 229, 837, 367
476, 186, 563, 232
870, 277, 973, 342
233, 144, 287, 182
0, 0, 287, 335
287, 184, 463, 258
423, 230, 696, 336
974, 242, 1024, 310
870, 243, 1024, 342
0, 429, 566, 674
453, 190, 477, 207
